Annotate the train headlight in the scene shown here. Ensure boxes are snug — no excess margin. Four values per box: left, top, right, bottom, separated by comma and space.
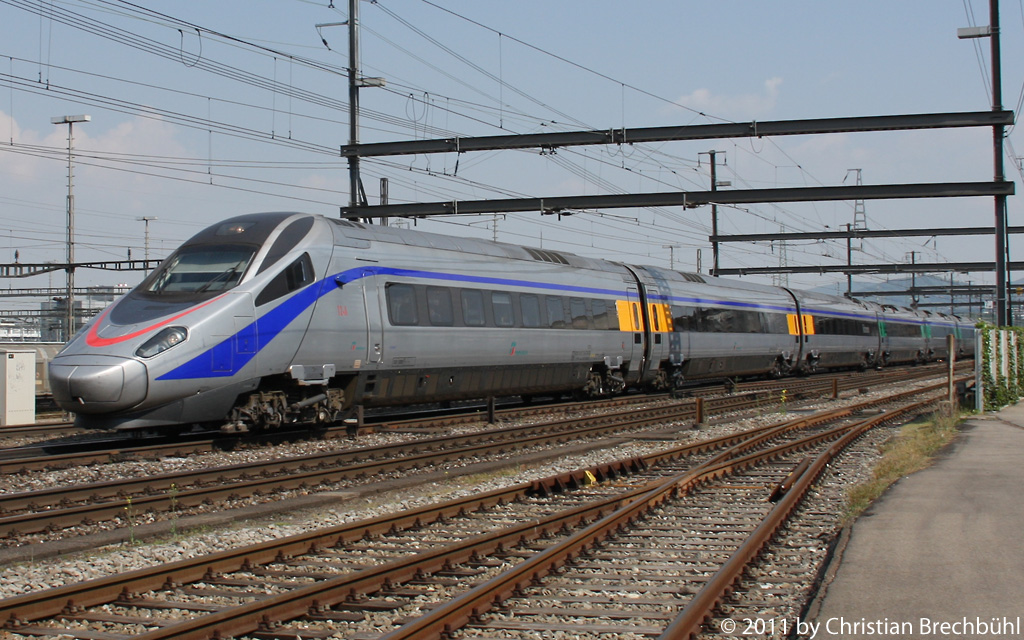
136, 326, 188, 358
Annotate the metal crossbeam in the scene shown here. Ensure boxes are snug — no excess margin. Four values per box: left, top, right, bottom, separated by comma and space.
339, 181, 1013, 219
711, 225, 1024, 243
340, 110, 1013, 157
851, 286, 995, 297
716, 260, 1024, 276
0, 287, 129, 298
0, 260, 159, 279
0, 309, 101, 319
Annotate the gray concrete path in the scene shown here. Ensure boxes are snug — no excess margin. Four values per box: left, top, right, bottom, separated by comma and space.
803, 407, 1024, 639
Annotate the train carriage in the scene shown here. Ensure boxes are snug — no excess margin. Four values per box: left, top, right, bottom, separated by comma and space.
47, 211, 969, 433
924, 311, 960, 361
302, 218, 644, 409
636, 267, 802, 383
878, 305, 930, 365
792, 292, 882, 371
957, 319, 977, 358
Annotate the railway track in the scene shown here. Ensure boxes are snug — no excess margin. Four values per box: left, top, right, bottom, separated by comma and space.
0, 367, 956, 543
0, 386, 787, 539
0, 381, 950, 639
0, 364, 948, 472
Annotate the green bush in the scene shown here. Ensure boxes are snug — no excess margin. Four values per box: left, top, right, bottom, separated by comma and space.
977, 322, 1024, 410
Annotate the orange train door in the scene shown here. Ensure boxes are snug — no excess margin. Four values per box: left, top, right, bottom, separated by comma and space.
620, 265, 653, 382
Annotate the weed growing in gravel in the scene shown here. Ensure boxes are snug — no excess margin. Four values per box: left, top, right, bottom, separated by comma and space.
843, 410, 960, 523
169, 483, 179, 537
123, 496, 138, 545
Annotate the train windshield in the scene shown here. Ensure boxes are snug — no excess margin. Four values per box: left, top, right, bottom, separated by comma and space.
144, 244, 256, 295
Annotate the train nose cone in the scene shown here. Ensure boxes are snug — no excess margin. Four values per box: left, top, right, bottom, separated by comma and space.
49, 356, 148, 414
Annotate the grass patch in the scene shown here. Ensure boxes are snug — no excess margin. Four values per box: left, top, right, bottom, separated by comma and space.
843, 409, 960, 523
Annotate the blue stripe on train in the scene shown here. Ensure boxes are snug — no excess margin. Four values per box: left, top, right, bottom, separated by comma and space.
158, 266, 948, 380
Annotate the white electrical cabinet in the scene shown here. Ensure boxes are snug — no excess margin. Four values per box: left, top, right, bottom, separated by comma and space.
0, 350, 35, 426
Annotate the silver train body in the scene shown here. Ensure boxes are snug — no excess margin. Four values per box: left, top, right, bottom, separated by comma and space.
48, 212, 976, 432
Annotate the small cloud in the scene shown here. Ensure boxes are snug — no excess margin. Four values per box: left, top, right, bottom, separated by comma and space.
674, 77, 783, 120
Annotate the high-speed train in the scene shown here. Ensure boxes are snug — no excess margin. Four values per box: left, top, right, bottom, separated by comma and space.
48, 212, 975, 432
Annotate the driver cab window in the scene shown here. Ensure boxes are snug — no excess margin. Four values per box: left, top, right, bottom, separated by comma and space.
255, 253, 315, 306
145, 244, 255, 295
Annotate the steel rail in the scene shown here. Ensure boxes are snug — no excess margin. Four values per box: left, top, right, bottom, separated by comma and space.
0, 368, 955, 537
104, 395, 914, 640
0, 365, 946, 474
658, 396, 938, 639
0, 460, 640, 631
0, 379, 945, 632
0, 381, 957, 638
0, 422, 78, 439
0, 383, 822, 534
371, 393, 947, 640
0, 392, 748, 536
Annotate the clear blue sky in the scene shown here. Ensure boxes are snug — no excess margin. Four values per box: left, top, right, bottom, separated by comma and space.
1, 0, 1021, 308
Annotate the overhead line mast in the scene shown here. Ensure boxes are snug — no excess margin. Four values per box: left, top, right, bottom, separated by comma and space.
347, 0, 364, 210
319, 1, 385, 214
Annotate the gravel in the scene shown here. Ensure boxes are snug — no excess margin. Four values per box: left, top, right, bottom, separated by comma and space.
0, 378, 943, 598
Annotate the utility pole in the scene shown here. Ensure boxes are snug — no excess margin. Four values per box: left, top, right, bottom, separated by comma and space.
663, 245, 680, 270
317, 2, 384, 219
992, 0, 1010, 325
700, 150, 726, 275
51, 114, 90, 342
137, 216, 156, 261
846, 169, 867, 250
959, 0, 1009, 324
968, 279, 974, 316
773, 223, 789, 288
347, 0, 363, 210
950, 272, 956, 314
908, 251, 919, 307
846, 223, 853, 296
990, 0, 1009, 325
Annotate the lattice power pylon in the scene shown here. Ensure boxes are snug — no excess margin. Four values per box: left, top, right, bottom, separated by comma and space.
847, 168, 867, 251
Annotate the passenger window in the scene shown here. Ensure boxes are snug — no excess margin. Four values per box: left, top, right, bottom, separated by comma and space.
426, 287, 454, 326
386, 283, 418, 326
741, 311, 760, 333
461, 290, 486, 326
547, 296, 566, 329
521, 294, 542, 328
761, 312, 790, 334
592, 300, 609, 330
707, 309, 728, 332
255, 253, 314, 306
492, 292, 515, 327
570, 298, 590, 330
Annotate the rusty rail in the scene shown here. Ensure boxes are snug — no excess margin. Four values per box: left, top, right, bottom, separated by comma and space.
375, 393, 945, 640
658, 396, 937, 639
0, 376, 960, 639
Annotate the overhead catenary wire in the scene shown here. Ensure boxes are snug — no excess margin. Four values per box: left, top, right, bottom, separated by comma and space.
0, 0, 990, 296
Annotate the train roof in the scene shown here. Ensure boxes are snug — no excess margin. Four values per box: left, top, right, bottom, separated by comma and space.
326, 215, 623, 273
